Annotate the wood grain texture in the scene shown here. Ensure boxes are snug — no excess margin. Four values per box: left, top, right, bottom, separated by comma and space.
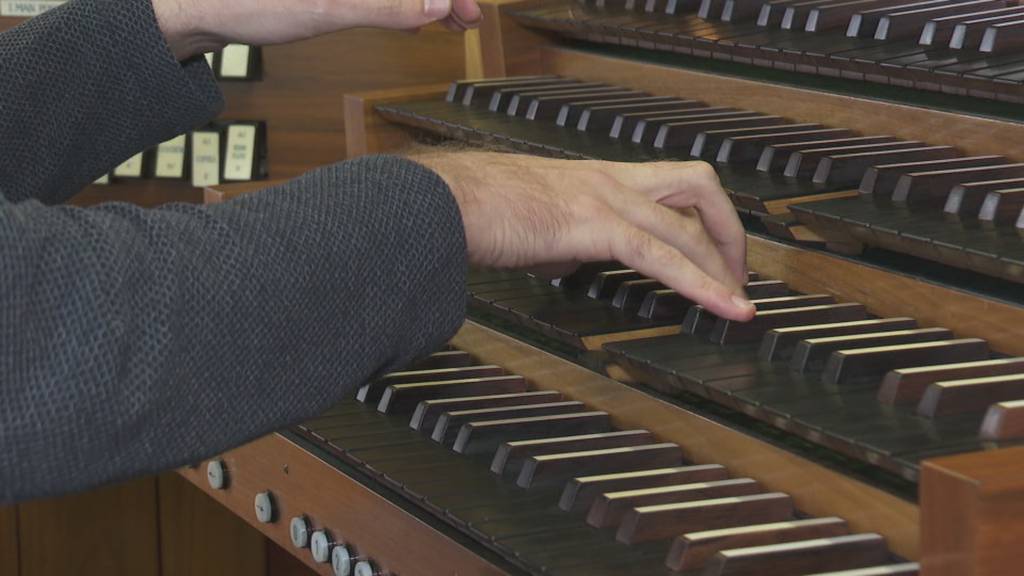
920, 446, 1024, 576
178, 434, 511, 576
158, 472, 268, 576
476, 0, 552, 78
451, 321, 920, 559
17, 478, 160, 576
747, 234, 1024, 357
0, 505, 17, 576
538, 46, 1024, 159
343, 84, 451, 159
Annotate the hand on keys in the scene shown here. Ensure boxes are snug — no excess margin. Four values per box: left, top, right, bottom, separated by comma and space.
412, 150, 755, 322
153, 0, 483, 60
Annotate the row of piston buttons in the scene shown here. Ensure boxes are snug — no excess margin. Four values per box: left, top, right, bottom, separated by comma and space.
206, 461, 378, 574
290, 515, 381, 576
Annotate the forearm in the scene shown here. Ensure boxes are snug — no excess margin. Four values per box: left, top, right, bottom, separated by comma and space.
0, 0, 222, 204
0, 155, 467, 503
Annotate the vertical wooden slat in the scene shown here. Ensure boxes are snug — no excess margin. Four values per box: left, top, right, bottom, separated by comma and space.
266, 540, 317, 576
18, 478, 160, 576
158, 473, 267, 576
0, 505, 18, 576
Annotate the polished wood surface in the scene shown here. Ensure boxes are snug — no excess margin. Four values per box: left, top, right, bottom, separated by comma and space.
451, 321, 921, 559
920, 445, 1024, 576
476, 0, 554, 78
204, 179, 288, 204
179, 433, 511, 576
343, 84, 451, 159
0, 505, 17, 576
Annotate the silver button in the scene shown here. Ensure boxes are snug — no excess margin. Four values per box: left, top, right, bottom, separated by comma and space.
310, 530, 332, 563
289, 516, 310, 548
253, 492, 274, 523
206, 460, 227, 490
354, 560, 376, 576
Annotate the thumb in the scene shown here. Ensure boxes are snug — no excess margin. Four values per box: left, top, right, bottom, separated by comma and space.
354, 0, 452, 29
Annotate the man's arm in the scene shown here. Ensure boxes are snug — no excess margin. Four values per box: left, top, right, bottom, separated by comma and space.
0, 156, 468, 503
0, 0, 222, 204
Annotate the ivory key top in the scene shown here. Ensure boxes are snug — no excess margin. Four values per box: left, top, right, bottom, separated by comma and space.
892, 162, 1024, 208
559, 464, 729, 512
980, 18, 1024, 52
684, 294, 837, 335
617, 493, 795, 544
759, 136, 900, 174
516, 443, 684, 488
877, 358, 1024, 406
666, 517, 849, 571
789, 327, 953, 373
717, 128, 853, 164
950, 11, 1024, 48
488, 81, 604, 112
785, 141, 924, 180
452, 411, 612, 455
822, 339, 990, 385
557, 95, 674, 127
430, 401, 586, 444
524, 88, 643, 121
377, 375, 528, 414
919, 5, 1024, 45
875, 0, 1007, 41
410, 390, 562, 431
812, 146, 959, 187
917, 374, 1024, 418
979, 187, 1024, 226
707, 533, 889, 576
575, 97, 691, 132
586, 478, 761, 528
608, 103, 712, 139
691, 123, 820, 158
632, 109, 750, 144
858, 155, 1008, 197
498, 83, 610, 114
802, 563, 920, 575
942, 177, 1024, 218
491, 429, 654, 475
450, 76, 566, 106
655, 115, 785, 149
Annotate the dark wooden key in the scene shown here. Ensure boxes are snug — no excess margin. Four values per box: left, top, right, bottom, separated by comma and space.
950, 10, 1024, 48
431, 401, 586, 443
692, 124, 821, 158
858, 155, 1007, 197
875, 0, 1007, 41
723, 0, 769, 21
760, 318, 918, 362
758, 136, 900, 173
806, 0, 923, 32
783, 0, 851, 30
713, 303, 870, 345
450, 76, 566, 106
557, 95, 676, 127
517, 443, 684, 488
631, 109, 749, 144
377, 375, 528, 414
587, 478, 762, 528
707, 533, 889, 576
666, 517, 849, 572
612, 278, 666, 309
559, 464, 730, 512
822, 339, 990, 385
877, 358, 1024, 405
491, 430, 655, 475
917, 374, 1024, 418
524, 89, 643, 121
552, 261, 621, 290
617, 493, 795, 544
717, 128, 855, 164
641, 280, 790, 321
980, 18, 1024, 52
759, 0, 806, 26
919, 5, 1024, 45
410, 390, 562, 431
411, 350, 476, 370
785, 141, 925, 179
452, 411, 612, 455
980, 399, 1024, 440
892, 163, 1024, 208
685, 294, 837, 335
789, 328, 953, 373
699, 0, 730, 19
357, 365, 506, 404
979, 188, 1024, 225
588, 269, 643, 299
574, 97, 694, 131
656, 116, 786, 149
812, 146, 959, 187
846, 0, 951, 37
943, 178, 1024, 218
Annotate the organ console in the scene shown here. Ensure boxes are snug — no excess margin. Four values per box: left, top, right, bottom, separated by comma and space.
188, 1, 1024, 574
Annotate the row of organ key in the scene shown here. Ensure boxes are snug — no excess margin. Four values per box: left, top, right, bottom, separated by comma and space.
413, 77, 1024, 281
507, 0, 1024, 100
297, 347, 921, 575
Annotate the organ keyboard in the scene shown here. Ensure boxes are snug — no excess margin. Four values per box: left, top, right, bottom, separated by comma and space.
187, 4, 1024, 575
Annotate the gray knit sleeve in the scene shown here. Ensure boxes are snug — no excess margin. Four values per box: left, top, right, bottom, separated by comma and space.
0, 0, 223, 204
0, 155, 468, 503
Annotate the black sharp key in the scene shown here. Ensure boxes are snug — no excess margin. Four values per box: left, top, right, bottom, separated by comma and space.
378, 375, 529, 414
875, 0, 1008, 41
525, 89, 644, 121
577, 98, 701, 132
552, 261, 622, 290
559, 464, 729, 512
586, 478, 762, 528
920, 5, 1024, 46
612, 278, 666, 309
491, 82, 607, 113
684, 294, 838, 335
656, 115, 786, 149
944, 178, 1024, 218
813, 146, 960, 187
918, 374, 1024, 418
491, 430, 655, 476
858, 155, 1008, 197
806, 0, 921, 32
717, 128, 855, 164
712, 303, 870, 344
759, 317, 918, 362
630, 108, 747, 145
451, 76, 567, 106
846, 0, 951, 37
517, 443, 684, 488
410, 390, 562, 432
822, 338, 990, 385
692, 123, 821, 158
558, 95, 674, 128
707, 533, 889, 576
979, 187, 1024, 226
893, 163, 1024, 209
453, 412, 613, 455
588, 269, 644, 299
431, 401, 587, 445
980, 18, 1024, 53
784, 141, 926, 179
608, 103, 714, 138
878, 358, 1024, 406
789, 327, 953, 372
950, 10, 1024, 48
759, 136, 901, 173
357, 365, 507, 404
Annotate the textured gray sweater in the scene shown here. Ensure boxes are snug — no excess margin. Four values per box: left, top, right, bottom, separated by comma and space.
0, 0, 467, 503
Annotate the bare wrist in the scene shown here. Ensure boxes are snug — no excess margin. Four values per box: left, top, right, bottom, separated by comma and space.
152, 0, 223, 60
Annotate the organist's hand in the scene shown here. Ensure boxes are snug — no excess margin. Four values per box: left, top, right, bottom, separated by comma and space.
413, 151, 756, 322
153, 0, 482, 60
